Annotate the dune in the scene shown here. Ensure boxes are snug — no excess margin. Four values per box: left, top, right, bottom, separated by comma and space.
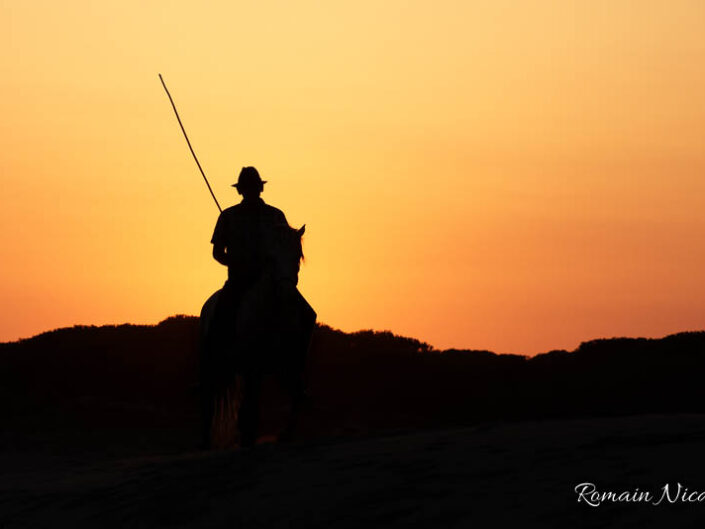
3, 413, 705, 527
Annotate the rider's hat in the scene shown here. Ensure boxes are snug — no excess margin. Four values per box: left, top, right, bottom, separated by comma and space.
232, 166, 267, 188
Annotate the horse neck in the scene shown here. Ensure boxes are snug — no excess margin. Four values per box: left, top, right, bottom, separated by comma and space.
264, 230, 302, 285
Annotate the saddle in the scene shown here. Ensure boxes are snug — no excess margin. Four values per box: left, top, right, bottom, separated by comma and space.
211, 275, 316, 374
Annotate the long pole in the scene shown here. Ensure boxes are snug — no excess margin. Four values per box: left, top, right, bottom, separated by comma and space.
159, 74, 222, 213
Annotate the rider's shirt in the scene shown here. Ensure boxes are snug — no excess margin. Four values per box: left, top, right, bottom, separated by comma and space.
211, 198, 288, 285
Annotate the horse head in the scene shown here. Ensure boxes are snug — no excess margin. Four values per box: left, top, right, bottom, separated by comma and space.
263, 223, 306, 286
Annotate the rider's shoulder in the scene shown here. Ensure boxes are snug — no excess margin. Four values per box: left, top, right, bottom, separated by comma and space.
221, 201, 286, 223
261, 203, 287, 222
220, 204, 241, 214
220, 204, 245, 219
264, 203, 285, 217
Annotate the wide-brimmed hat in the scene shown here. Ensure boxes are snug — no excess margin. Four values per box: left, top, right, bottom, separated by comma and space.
232, 166, 267, 188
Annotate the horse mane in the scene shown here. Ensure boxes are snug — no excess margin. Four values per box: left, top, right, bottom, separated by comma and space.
298, 230, 305, 264
270, 222, 305, 266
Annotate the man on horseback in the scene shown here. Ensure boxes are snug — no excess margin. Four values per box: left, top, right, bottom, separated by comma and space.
206, 166, 289, 447
211, 167, 288, 282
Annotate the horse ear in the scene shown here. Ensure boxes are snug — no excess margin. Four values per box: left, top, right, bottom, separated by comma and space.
298, 224, 306, 236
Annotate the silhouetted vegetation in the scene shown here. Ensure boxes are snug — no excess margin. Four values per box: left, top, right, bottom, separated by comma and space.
2, 318, 704, 455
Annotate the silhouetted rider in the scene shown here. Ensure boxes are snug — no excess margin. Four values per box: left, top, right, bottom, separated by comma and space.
211, 166, 288, 287
208, 166, 289, 447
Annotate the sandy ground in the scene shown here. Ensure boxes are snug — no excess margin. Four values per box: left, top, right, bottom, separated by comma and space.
3, 414, 705, 528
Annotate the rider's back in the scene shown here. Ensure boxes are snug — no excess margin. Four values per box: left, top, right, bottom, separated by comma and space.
211, 198, 288, 286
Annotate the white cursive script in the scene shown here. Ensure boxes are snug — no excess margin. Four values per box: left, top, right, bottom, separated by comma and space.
575, 482, 653, 507
575, 482, 705, 507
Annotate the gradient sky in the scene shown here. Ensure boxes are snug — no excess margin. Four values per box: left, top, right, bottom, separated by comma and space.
2, 1, 705, 354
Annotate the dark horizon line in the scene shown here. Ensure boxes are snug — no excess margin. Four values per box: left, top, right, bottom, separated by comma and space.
3, 314, 704, 359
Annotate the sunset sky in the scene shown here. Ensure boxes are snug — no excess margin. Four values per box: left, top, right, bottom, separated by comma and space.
2, 1, 705, 354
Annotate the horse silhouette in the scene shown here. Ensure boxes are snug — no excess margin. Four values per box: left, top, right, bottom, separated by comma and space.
199, 223, 316, 448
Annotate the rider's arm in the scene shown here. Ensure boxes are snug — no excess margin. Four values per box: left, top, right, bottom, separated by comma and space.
211, 211, 231, 266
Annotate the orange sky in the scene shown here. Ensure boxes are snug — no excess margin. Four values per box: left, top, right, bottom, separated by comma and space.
2, 1, 705, 354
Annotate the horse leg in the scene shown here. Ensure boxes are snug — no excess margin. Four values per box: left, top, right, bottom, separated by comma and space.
198, 336, 218, 449
200, 367, 230, 449
277, 365, 308, 442
199, 385, 215, 449
278, 322, 315, 442
237, 371, 263, 448
199, 335, 232, 449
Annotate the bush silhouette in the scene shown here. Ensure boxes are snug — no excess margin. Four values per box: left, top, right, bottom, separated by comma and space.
2, 317, 705, 452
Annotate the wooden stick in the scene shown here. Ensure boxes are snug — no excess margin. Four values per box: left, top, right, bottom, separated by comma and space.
159, 74, 222, 213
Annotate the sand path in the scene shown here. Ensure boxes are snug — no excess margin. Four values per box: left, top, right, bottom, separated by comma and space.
3, 414, 705, 528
